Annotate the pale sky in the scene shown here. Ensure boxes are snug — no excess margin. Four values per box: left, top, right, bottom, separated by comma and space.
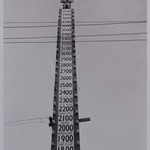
4, 0, 147, 150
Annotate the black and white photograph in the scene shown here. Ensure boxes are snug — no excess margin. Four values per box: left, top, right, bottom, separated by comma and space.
1, 0, 148, 150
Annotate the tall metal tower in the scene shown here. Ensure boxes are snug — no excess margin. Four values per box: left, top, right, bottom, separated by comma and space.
49, 1, 90, 150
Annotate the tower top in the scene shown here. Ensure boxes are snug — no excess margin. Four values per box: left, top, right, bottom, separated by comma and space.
61, 0, 73, 9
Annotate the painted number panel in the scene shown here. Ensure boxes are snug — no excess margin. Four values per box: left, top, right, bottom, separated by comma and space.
57, 9, 74, 150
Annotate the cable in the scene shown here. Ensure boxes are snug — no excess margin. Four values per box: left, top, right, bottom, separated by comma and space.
76, 20, 147, 23
75, 21, 147, 26
75, 39, 147, 43
4, 36, 57, 40
4, 21, 58, 24
3, 32, 147, 40
76, 32, 147, 37
4, 25, 57, 28
5, 120, 48, 127
5, 116, 49, 124
4, 41, 56, 44
3, 39, 147, 44
4, 20, 147, 24
3, 21, 147, 29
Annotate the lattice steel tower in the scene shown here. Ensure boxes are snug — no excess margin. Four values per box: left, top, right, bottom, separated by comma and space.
49, 1, 90, 150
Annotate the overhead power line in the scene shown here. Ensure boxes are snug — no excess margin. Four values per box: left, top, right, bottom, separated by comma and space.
5, 121, 48, 127
4, 35, 56, 40
75, 21, 147, 26
4, 39, 147, 44
4, 21, 58, 24
3, 32, 147, 40
3, 21, 147, 29
75, 39, 147, 43
75, 20, 147, 23
5, 116, 49, 124
4, 20, 147, 24
5, 116, 50, 127
4, 25, 57, 28
76, 32, 147, 37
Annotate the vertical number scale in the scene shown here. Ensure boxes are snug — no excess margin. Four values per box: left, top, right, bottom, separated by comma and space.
57, 9, 74, 150
51, 6, 80, 150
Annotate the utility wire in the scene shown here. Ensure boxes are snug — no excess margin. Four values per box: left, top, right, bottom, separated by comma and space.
75, 21, 147, 26
3, 21, 147, 29
5, 116, 49, 124
75, 39, 147, 43
5, 121, 48, 127
4, 39, 147, 44
4, 25, 57, 28
4, 21, 58, 24
4, 36, 56, 40
3, 32, 147, 40
75, 20, 147, 23
76, 32, 147, 37
4, 20, 147, 24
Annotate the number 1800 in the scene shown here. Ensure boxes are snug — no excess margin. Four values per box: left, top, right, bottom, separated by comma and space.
58, 146, 73, 150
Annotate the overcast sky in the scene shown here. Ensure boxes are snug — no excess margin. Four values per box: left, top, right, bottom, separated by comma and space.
3, 0, 147, 150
